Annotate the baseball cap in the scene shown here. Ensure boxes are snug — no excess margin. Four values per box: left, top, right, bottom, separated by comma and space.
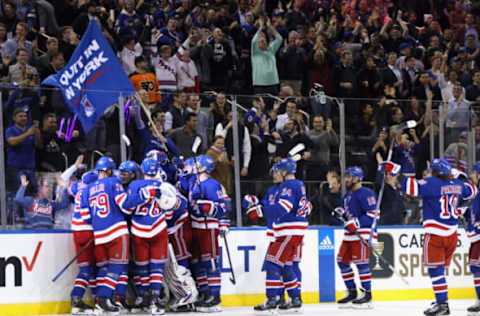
13, 107, 27, 116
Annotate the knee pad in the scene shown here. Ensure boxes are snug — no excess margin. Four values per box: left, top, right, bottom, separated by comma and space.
471, 265, 480, 274
202, 259, 218, 272
263, 261, 283, 275
337, 261, 351, 271
282, 265, 295, 280
428, 266, 445, 278
108, 263, 126, 276
355, 263, 370, 274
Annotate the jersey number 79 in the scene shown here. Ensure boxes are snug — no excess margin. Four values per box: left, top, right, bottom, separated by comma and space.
90, 193, 110, 218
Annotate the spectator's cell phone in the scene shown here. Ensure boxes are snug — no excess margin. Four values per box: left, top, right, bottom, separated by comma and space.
33, 120, 39, 127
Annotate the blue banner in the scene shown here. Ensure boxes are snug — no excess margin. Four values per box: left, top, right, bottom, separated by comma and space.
42, 20, 135, 133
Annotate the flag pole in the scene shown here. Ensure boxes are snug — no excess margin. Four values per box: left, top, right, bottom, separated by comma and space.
134, 93, 168, 153
118, 93, 127, 162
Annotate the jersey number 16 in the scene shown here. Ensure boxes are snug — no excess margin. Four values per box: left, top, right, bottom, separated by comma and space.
440, 194, 460, 219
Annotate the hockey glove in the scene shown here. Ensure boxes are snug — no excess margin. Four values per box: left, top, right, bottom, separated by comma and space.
219, 219, 230, 237
139, 186, 162, 200
475, 220, 480, 230
196, 199, 216, 217
332, 207, 347, 220
242, 194, 260, 209
172, 157, 184, 170
246, 205, 263, 221
345, 218, 359, 233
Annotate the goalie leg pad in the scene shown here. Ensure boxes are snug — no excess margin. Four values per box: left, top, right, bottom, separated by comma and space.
338, 261, 356, 290
265, 264, 283, 298
282, 264, 300, 298
355, 263, 372, 291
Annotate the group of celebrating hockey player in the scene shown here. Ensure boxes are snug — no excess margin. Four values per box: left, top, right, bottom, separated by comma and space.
67, 148, 231, 315
28, 124, 480, 316
60, 149, 480, 316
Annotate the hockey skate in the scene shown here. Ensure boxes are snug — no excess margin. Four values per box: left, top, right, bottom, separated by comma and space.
351, 288, 373, 309
424, 302, 450, 315
468, 300, 480, 316
130, 295, 151, 313
150, 295, 165, 315
254, 296, 281, 315
337, 288, 357, 309
71, 296, 94, 315
113, 295, 130, 314
196, 295, 222, 313
278, 296, 302, 314
94, 297, 120, 315
195, 291, 208, 309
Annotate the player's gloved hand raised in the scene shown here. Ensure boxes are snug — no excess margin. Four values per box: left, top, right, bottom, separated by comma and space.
172, 157, 184, 171
242, 194, 259, 209
246, 204, 263, 221
139, 186, 162, 200
332, 207, 346, 220
219, 219, 230, 237
345, 218, 359, 233
196, 199, 216, 217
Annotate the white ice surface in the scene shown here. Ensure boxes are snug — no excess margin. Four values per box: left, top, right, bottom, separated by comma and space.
45, 299, 477, 316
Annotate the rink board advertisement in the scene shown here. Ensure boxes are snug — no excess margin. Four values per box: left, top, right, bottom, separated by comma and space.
0, 231, 77, 316
333, 227, 476, 301
0, 227, 476, 315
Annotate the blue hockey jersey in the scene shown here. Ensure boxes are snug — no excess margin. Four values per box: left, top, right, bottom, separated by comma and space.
466, 194, 480, 243
188, 176, 229, 230
268, 179, 309, 237
70, 180, 92, 231
120, 179, 172, 239
261, 184, 280, 241
394, 143, 420, 176
81, 177, 129, 245
403, 177, 477, 236
342, 187, 377, 241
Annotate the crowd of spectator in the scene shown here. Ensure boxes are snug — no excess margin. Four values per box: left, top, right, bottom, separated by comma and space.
3, 0, 480, 227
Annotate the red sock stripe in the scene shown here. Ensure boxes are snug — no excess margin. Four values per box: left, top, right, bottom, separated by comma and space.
118, 276, 128, 282
433, 285, 448, 291
208, 278, 221, 285
75, 279, 88, 288
266, 281, 283, 287
150, 275, 164, 282
360, 274, 372, 281
342, 273, 354, 280
475, 279, 480, 285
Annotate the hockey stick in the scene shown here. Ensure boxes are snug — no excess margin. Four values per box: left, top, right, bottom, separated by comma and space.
52, 238, 94, 282
134, 92, 168, 153
336, 216, 409, 285
121, 134, 132, 160
368, 120, 417, 246
222, 234, 236, 285
191, 136, 216, 272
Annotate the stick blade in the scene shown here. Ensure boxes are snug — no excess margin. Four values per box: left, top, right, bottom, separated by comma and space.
288, 143, 305, 157
406, 120, 417, 129
230, 278, 236, 285
192, 136, 202, 154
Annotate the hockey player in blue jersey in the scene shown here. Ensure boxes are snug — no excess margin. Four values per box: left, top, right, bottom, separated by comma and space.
334, 166, 377, 309
246, 158, 310, 313
118, 157, 178, 315
15, 174, 70, 229
401, 158, 477, 316
80, 157, 131, 314
188, 154, 230, 312
114, 160, 141, 312
69, 171, 98, 315
145, 149, 178, 183
463, 162, 480, 315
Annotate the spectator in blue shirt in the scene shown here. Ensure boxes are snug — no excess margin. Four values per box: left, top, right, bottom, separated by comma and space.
5, 108, 42, 192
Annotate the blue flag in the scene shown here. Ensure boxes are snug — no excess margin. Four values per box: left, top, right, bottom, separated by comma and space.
42, 20, 135, 133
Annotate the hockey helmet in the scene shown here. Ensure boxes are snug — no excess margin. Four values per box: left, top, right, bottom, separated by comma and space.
142, 157, 159, 176
430, 158, 451, 176
197, 155, 215, 173
345, 166, 364, 181
95, 157, 116, 171
119, 160, 140, 174
81, 171, 98, 185
272, 158, 297, 175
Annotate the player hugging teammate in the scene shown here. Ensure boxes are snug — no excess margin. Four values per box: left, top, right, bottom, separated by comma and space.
64, 149, 231, 315
243, 158, 311, 314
